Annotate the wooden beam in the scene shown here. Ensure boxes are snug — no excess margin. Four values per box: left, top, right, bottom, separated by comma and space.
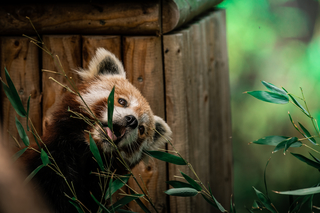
0, 36, 41, 147
123, 36, 166, 213
0, 2, 160, 35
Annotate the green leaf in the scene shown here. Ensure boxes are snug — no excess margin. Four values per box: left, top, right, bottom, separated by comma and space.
12, 147, 28, 161
309, 152, 320, 163
252, 200, 263, 209
245, 207, 254, 213
15, 116, 29, 147
291, 153, 320, 170
91, 192, 110, 213
252, 187, 277, 213
246, 91, 289, 104
208, 184, 226, 212
89, 133, 104, 171
230, 196, 236, 213
108, 86, 115, 132
24, 164, 44, 183
290, 195, 313, 213
164, 187, 198, 197
69, 200, 85, 213
288, 112, 303, 134
275, 186, 320, 196
166, 180, 193, 188
1, 68, 27, 117
105, 174, 131, 200
299, 122, 317, 144
128, 189, 151, 213
283, 137, 299, 153
273, 137, 301, 153
180, 171, 202, 191
40, 149, 50, 166
201, 193, 218, 208
287, 93, 310, 117
145, 150, 187, 165
32, 129, 41, 149
252, 136, 289, 146
109, 194, 144, 212
261, 81, 288, 97
26, 95, 31, 131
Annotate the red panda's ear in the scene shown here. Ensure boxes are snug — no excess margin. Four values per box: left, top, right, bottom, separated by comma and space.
152, 115, 172, 147
77, 48, 126, 80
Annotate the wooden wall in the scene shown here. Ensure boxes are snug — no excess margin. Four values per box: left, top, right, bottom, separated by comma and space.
0, 9, 232, 213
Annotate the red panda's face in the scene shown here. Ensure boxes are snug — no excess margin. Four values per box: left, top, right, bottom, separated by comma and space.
75, 48, 171, 165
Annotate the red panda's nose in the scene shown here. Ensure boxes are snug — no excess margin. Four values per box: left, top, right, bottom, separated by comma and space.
125, 115, 138, 129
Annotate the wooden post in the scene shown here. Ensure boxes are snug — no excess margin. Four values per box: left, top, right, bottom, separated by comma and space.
42, 35, 81, 134
0, 36, 41, 147
163, 33, 192, 213
123, 36, 167, 213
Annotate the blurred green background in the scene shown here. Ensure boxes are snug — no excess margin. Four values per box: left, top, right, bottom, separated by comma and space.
217, 0, 320, 212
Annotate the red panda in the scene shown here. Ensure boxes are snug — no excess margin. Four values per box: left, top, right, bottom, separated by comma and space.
20, 48, 172, 213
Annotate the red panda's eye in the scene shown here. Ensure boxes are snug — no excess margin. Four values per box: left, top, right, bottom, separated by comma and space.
139, 125, 145, 135
118, 98, 127, 106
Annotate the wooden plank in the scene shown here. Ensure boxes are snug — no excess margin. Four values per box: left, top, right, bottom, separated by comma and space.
163, 33, 191, 213
0, 2, 160, 35
0, 36, 41, 147
122, 36, 166, 213
207, 10, 233, 210
82, 36, 122, 69
42, 35, 81, 134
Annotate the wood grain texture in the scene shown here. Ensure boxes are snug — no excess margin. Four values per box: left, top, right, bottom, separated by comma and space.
123, 36, 166, 213
163, 33, 191, 213
82, 36, 122, 69
0, 36, 41, 147
208, 9, 233, 210
42, 35, 81, 135
0, 2, 160, 35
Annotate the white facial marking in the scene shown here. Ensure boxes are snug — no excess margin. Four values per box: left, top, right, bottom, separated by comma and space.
130, 96, 139, 108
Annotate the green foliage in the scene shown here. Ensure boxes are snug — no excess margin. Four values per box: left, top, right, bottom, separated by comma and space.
165, 187, 198, 197
89, 133, 105, 171
145, 150, 187, 165
108, 86, 115, 132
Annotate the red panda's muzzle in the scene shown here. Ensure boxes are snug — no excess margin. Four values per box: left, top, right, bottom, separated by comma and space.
103, 124, 126, 145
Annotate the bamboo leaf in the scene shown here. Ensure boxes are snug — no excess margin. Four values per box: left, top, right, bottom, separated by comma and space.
273, 137, 301, 153
24, 164, 44, 183
32, 129, 41, 149
208, 184, 227, 212
201, 193, 218, 208
275, 186, 320, 196
252, 136, 289, 146
69, 200, 85, 213
180, 171, 202, 191
164, 187, 198, 197
15, 116, 29, 147
40, 149, 50, 166
261, 81, 288, 97
109, 194, 144, 212
309, 152, 320, 163
108, 86, 115, 132
230, 195, 236, 213
288, 112, 303, 134
246, 91, 289, 104
128, 189, 151, 213
287, 93, 310, 117
12, 147, 28, 161
298, 122, 317, 144
89, 133, 104, 171
166, 180, 193, 188
252, 187, 277, 213
105, 174, 131, 200
91, 192, 110, 213
291, 153, 320, 170
1, 68, 27, 117
145, 150, 187, 165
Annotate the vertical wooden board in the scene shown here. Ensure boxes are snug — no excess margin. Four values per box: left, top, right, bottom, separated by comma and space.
82, 36, 121, 69
0, 37, 41, 148
42, 35, 81, 134
207, 10, 233, 210
163, 33, 191, 213
122, 36, 166, 213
